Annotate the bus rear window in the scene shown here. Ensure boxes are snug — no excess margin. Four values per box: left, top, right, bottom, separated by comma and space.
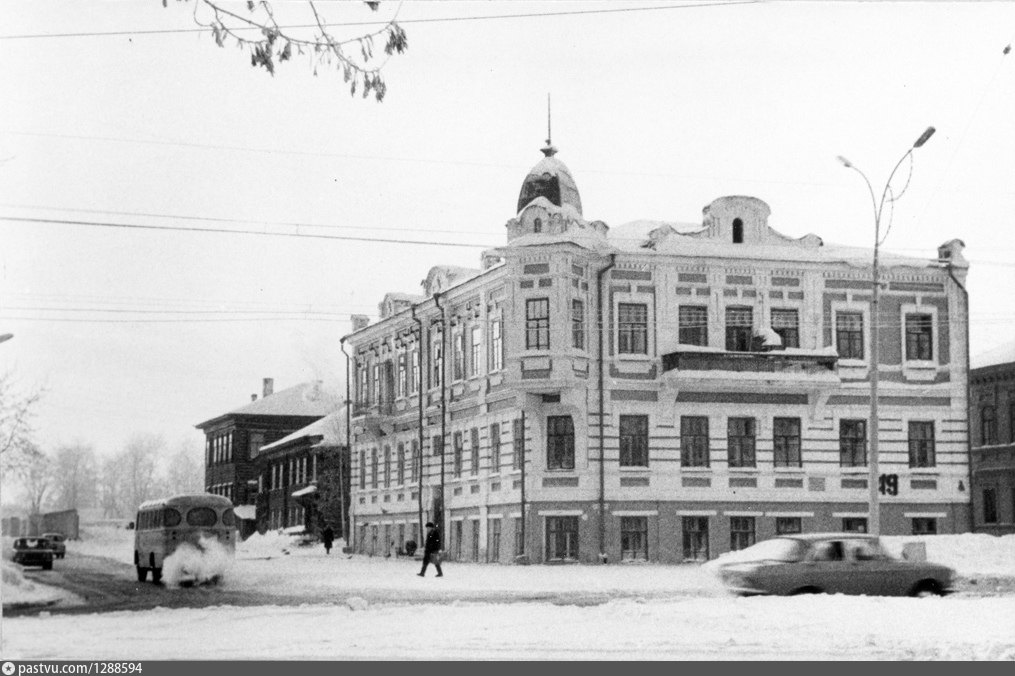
221, 509, 235, 527
186, 507, 217, 527
164, 508, 182, 527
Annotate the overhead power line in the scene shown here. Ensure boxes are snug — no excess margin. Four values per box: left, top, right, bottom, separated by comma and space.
0, 1, 760, 40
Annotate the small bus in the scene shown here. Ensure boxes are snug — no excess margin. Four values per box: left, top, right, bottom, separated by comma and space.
134, 493, 236, 583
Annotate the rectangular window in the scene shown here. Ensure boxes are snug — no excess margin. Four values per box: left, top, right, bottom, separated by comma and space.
471, 520, 480, 562
372, 364, 380, 405
396, 442, 405, 485
453, 432, 463, 478
545, 516, 579, 561
371, 448, 378, 488
730, 516, 756, 551
526, 298, 550, 350
397, 353, 407, 398
454, 520, 463, 561
488, 518, 501, 562
839, 419, 867, 467
618, 302, 649, 354
514, 517, 524, 556
358, 364, 369, 405
727, 418, 756, 468
490, 423, 501, 473
410, 348, 419, 394
512, 418, 524, 470
905, 313, 933, 360
469, 326, 482, 378
842, 518, 868, 533
682, 516, 709, 562
431, 327, 443, 389
619, 415, 649, 467
773, 417, 802, 468
908, 421, 936, 468
546, 415, 575, 470
490, 315, 504, 371
678, 305, 708, 347
983, 487, 998, 524
620, 516, 649, 561
452, 332, 465, 381
775, 517, 802, 535
410, 440, 419, 483
725, 306, 753, 352
470, 427, 480, 476
836, 312, 864, 360
912, 518, 937, 535
981, 406, 997, 445
383, 445, 391, 488
432, 434, 443, 458
572, 299, 585, 350
680, 416, 710, 467
771, 309, 800, 348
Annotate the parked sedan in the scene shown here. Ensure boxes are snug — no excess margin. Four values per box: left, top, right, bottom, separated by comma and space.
715, 533, 954, 597
42, 532, 67, 559
11, 537, 55, 570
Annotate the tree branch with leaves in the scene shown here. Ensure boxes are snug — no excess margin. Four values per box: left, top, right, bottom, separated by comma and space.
165, 0, 408, 101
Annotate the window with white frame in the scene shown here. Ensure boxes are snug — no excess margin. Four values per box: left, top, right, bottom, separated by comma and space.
490, 423, 501, 472
470, 427, 480, 476
546, 415, 575, 470
679, 305, 708, 347
572, 299, 585, 350
409, 347, 419, 394
835, 311, 864, 360
905, 313, 934, 361
839, 420, 867, 467
773, 417, 802, 467
908, 421, 936, 468
618, 303, 648, 354
397, 353, 407, 398
619, 415, 649, 467
680, 416, 709, 467
489, 313, 504, 371
725, 306, 753, 352
469, 326, 482, 378
771, 309, 800, 348
526, 298, 550, 350
727, 417, 756, 468
396, 442, 406, 485
452, 331, 465, 381
430, 326, 443, 389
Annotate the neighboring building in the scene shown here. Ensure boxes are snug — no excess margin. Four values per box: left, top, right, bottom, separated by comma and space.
256, 409, 350, 535
196, 378, 341, 507
969, 340, 1015, 534
344, 140, 972, 564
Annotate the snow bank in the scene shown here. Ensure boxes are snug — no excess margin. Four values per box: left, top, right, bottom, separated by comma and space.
1, 561, 81, 608
236, 530, 345, 559
4, 595, 1014, 660
66, 525, 134, 563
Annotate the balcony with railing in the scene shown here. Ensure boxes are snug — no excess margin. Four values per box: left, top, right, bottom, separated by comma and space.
661, 347, 840, 389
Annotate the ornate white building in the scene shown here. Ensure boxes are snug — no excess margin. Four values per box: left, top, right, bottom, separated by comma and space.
343, 141, 971, 563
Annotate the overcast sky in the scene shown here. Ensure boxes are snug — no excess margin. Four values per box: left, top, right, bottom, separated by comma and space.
2, 0, 1014, 459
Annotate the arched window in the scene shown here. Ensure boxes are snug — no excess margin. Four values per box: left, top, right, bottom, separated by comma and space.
981, 405, 997, 445
732, 218, 744, 244
533, 217, 543, 233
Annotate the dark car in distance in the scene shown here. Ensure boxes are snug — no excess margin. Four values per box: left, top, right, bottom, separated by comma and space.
42, 532, 67, 559
715, 533, 954, 597
12, 537, 55, 570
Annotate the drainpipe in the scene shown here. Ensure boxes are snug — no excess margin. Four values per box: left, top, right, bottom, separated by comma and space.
340, 337, 353, 544
433, 292, 448, 540
597, 253, 617, 562
520, 409, 527, 559
947, 264, 975, 533
411, 303, 425, 544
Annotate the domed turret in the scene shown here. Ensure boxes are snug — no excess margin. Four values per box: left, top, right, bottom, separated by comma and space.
516, 141, 583, 216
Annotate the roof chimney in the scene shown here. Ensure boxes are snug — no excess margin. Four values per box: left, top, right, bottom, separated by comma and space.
263, 378, 274, 398
250, 394, 257, 402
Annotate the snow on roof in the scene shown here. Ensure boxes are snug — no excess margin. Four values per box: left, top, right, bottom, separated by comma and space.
506, 229, 616, 255
197, 382, 342, 429
291, 485, 317, 499
233, 505, 256, 520
259, 409, 347, 453
972, 339, 1015, 370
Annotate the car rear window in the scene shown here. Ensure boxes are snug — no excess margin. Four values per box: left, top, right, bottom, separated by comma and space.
164, 508, 182, 527
221, 508, 235, 527
186, 507, 217, 527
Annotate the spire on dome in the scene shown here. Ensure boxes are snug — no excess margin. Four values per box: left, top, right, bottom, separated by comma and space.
542, 93, 557, 157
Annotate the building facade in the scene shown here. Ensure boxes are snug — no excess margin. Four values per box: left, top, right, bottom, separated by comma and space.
969, 343, 1015, 534
196, 378, 340, 508
344, 142, 972, 564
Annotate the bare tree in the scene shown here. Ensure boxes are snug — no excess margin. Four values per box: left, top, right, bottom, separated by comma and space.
98, 455, 124, 519
0, 371, 44, 474
19, 443, 52, 516
119, 433, 165, 513
164, 442, 204, 495
166, 0, 408, 101
50, 441, 98, 511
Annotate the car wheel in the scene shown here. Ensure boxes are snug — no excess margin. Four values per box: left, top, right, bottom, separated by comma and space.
136, 566, 148, 582
790, 586, 822, 595
910, 580, 944, 597
42, 561, 53, 571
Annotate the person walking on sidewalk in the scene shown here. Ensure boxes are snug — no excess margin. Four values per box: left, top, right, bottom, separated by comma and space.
321, 524, 335, 555
417, 521, 443, 577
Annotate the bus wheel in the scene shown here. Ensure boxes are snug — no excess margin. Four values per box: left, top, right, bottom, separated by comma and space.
151, 567, 162, 584
136, 566, 148, 582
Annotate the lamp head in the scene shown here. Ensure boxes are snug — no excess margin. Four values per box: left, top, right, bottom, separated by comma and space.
913, 126, 936, 148
836, 155, 853, 168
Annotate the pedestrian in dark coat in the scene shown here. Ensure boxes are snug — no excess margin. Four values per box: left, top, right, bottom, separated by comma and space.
417, 522, 443, 577
322, 525, 335, 555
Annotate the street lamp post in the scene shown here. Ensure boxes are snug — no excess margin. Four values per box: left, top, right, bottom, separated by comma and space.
837, 126, 935, 536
